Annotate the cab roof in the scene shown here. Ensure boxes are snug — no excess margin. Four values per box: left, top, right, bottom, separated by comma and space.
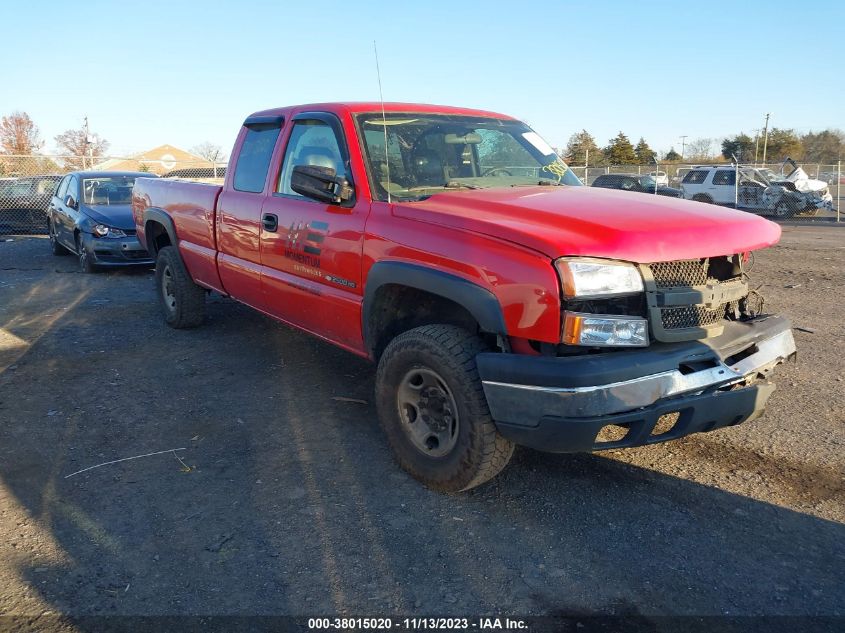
244, 102, 516, 124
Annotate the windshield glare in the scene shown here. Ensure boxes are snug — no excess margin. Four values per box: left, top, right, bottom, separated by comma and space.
638, 175, 657, 188
356, 113, 580, 201
82, 176, 139, 205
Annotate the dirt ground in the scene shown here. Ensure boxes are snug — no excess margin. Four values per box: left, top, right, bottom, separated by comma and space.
0, 226, 843, 621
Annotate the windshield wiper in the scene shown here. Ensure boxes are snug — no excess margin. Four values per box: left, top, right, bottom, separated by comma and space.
444, 180, 483, 190
509, 180, 565, 187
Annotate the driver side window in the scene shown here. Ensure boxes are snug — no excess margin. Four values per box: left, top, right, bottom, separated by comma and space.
277, 120, 346, 196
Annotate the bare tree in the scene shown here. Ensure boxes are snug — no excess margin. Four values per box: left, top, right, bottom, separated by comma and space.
686, 137, 714, 161
191, 142, 226, 163
0, 111, 43, 155
55, 120, 109, 169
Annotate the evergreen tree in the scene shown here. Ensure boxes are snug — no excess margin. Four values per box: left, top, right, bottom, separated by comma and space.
664, 148, 681, 161
634, 137, 656, 164
564, 130, 602, 165
604, 132, 637, 165
721, 133, 755, 161
763, 128, 803, 161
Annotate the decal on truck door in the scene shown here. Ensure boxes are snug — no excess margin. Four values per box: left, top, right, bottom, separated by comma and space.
284, 220, 328, 268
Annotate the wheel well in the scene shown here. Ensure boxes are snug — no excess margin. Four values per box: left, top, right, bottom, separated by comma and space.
367, 284, 483, 359
692, 194, 712, 203
145, 221, 172, 257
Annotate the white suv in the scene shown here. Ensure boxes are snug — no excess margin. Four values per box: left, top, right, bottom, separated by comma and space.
680, 166, 738, 205
680, 165, 833, 217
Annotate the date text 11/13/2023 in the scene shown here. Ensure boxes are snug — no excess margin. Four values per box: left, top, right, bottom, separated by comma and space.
306, 617, 528, 630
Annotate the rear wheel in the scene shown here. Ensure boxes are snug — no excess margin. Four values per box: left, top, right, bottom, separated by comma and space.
155, 245, 206, 328
692, 194, 714, 204
375, 324, 514, 492
48, 219, 69, 256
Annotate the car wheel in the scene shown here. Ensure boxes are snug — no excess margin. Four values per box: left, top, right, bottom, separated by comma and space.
76, 234, 97, 273
773, 199, 796, 219
155, 245, 206, 328
692, 194, 714, 204
49, 219, 69, 256
375, 324, 515, 492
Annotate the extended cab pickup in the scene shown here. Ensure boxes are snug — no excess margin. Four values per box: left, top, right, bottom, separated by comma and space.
133, 102, 796, 492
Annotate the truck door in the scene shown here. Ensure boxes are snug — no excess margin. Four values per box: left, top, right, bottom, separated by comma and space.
259, 112, 368, 351
216, 117, 284, 311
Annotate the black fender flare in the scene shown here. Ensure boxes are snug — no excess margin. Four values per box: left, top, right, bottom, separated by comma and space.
141, 208, 178, 258
362, 261, 507, 353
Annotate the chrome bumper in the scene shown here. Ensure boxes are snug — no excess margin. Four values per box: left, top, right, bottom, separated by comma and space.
480, 318, 795, 427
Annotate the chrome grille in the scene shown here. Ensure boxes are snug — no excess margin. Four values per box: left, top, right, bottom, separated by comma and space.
649, 259, 708, 288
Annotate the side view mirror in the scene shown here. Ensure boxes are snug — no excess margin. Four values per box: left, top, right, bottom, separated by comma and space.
290, 165, 353, 205
65, 194, 77, 209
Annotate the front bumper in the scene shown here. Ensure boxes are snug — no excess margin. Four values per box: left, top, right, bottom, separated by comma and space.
477, 315, 795, 453
82, 233, 154, 266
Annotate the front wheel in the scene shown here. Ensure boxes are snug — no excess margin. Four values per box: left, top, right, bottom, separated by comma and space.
76, 234, 96, 273
375, 324, 514, 492
155, 246, 206, 328
773, 198, 796, 219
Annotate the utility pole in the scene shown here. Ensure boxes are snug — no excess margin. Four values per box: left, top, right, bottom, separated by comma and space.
82, 116, 90, 170
584, 147, 589, 185
762, 113, 771, 164
679, 135, 688, 160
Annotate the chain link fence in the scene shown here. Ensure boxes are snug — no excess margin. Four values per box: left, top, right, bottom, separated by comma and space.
0, 155, 227, 235
1, 153, 841, 235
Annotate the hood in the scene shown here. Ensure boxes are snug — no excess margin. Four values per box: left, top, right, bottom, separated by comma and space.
784, 166, 827, 193
792, 178, 828, 194
395, 186, 781, 263
81, 204, 135, 231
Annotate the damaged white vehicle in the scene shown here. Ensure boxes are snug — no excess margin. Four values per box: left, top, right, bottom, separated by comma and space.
681, 162, 834, 218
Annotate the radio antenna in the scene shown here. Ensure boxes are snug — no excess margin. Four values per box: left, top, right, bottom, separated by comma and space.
373, 40, 392, 203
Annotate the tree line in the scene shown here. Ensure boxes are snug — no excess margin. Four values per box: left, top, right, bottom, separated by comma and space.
0, 110, 226, 176
0, 111, 110, 173
565, 128, 845, 166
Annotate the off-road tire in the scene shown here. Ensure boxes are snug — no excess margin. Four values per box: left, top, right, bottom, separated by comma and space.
49, 219, 69, 256
155, 245, 206, 328
375, 324, 514, 492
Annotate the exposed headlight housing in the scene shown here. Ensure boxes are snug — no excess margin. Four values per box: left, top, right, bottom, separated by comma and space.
555, 258, 643, 299
562, 311, 648, 347
92, 224, 127, 239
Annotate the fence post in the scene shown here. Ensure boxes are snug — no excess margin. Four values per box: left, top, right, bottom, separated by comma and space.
837, 160, 841, 223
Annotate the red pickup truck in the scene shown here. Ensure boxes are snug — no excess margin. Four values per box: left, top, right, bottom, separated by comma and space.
132, 102, 796, 492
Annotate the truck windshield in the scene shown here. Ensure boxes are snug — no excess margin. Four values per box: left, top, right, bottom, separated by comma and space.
355, 113, 580, 201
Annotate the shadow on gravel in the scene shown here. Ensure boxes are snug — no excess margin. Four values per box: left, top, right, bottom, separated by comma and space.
0, 266, 843, 619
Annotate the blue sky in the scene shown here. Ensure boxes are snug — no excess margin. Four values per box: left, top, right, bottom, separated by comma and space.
2, 0, 842, 159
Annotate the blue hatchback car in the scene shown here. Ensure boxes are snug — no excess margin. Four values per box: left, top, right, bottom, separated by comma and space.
48, 171, 158, 272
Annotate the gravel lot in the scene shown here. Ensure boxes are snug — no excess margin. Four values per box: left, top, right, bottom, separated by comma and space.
0, 227, 843, 621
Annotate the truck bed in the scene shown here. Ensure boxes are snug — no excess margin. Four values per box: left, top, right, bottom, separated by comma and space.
132, 177, 224, 292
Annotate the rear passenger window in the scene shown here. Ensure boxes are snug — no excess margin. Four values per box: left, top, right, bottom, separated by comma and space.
682, 170, 709, 184
712, 170, 736, 185
233, 125, 281, 193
